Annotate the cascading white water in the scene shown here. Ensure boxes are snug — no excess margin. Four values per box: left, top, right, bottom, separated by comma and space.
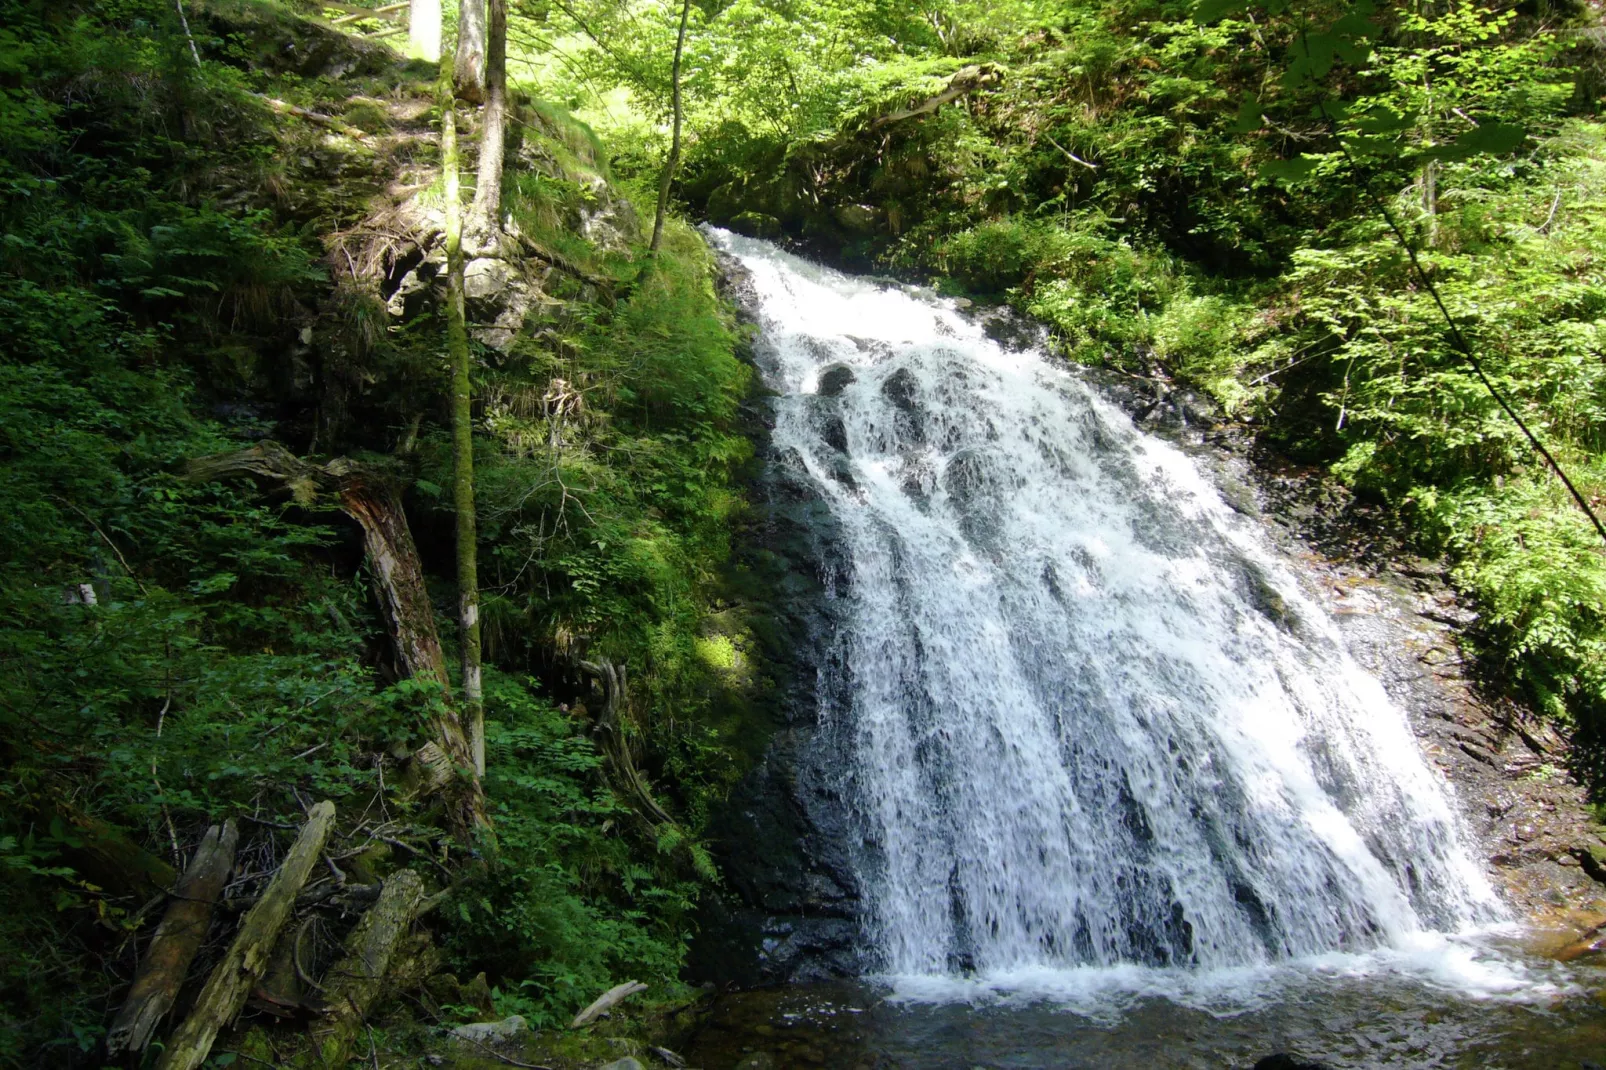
712, 230, 1505, 980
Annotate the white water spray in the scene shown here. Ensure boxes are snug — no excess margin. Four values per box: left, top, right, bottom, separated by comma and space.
713, 230, 1504, 980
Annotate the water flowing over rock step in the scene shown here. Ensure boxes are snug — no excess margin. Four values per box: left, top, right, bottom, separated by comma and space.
705, 229, 1507, 983
683, 229, 1606, 1067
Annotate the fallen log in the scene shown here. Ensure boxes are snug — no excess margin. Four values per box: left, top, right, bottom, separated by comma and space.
255, 95, 373, 142
246, 924, 306, 1019
308, 868, 425, 1067
51, 802, 178, 902
155, 801, 337, 1070
107, 821, 240, 1055
188, 443, 487, 836
867, 64, 1001, 129
569, 980, 647, 1028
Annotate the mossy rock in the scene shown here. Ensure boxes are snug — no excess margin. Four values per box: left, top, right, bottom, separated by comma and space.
341, 99, 392, 134
731, 211, 784, 240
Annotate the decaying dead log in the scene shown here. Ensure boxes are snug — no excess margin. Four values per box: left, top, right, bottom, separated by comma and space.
155, 801, 336, 1070
569, 980, 647, 1028
188, 442, 487, 834
246, 922, 306, 1019
51, 802, 178, 902
382, 929, 445, 1001
255, 94, 373, 142
107, 821, 240, 1055
331, 462, 452, 689
307, 869, 425, 1067
576, 659, 674, 828
867, 64, 1001, 129
187, 443, 449, 686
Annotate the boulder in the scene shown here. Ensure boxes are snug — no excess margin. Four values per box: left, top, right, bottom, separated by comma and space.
731, 211, 784, 241
817, 363, 856, 397
449, 1015, 529, 1045
834, 203, 883, 234
463, 258, 511, 301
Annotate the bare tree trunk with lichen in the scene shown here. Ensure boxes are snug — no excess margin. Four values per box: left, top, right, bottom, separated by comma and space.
441, 56, 486, 778
650, 0, 691, 253
454, 0, 487, 103
469, 0, 507, 243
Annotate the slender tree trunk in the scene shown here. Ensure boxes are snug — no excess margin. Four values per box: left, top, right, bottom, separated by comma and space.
442, 59, 485, 778
649, 0, 692, 253
454, 0, 487, 103
470, 0, 508, 240
409, 0, 441, 62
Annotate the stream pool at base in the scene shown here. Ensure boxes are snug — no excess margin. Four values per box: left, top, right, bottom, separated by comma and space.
684, 944, 1606, 1069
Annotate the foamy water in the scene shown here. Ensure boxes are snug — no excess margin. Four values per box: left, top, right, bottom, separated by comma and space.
712, 228, 1523, 1009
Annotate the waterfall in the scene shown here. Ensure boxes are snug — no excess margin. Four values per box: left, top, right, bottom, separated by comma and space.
711, 230, 1504, 980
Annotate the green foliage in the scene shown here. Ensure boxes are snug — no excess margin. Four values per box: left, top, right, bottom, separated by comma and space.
461, 219, 755, 812
440, 672, 700, 1027
0, 0, 755, 1059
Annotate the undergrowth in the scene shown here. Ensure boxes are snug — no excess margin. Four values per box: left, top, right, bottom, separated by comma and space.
0, 0, 759, 1061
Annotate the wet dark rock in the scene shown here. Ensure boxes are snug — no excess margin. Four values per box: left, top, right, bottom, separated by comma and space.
942, 448, 989, 507
807, 402, 850, 454
1237, 559, 1298, 632
818, 363, 857, 397
692, 266, 867, 987
881, 367, 924, 445
829, 456, 858, 491
882, 367, 919, 412
968, 303, 1048, 352
1253, 1057, 1334, 1070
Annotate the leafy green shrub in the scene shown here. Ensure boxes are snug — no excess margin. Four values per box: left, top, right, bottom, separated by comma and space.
440, 672, 699, 1027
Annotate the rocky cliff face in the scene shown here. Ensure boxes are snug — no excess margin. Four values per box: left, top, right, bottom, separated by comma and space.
687, 257, 868, 986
